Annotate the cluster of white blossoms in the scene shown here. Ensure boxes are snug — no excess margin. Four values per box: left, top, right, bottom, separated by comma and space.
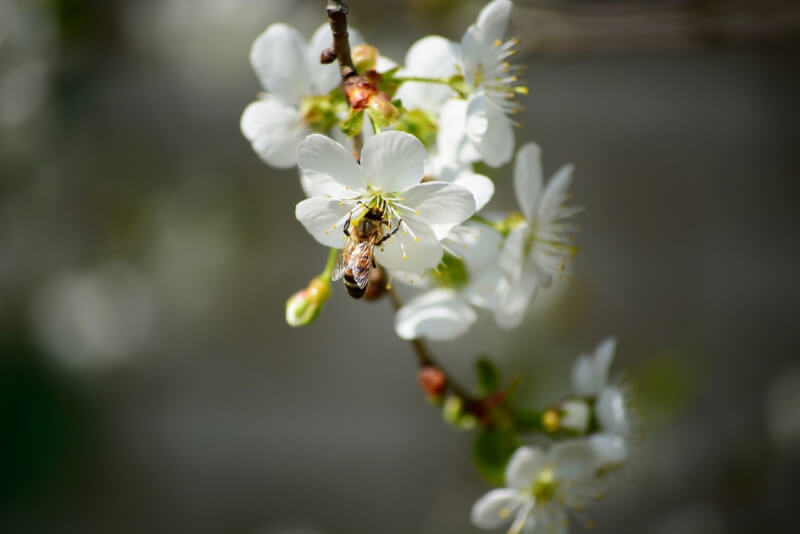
471, 338, 635, 534
241, 0, 578, 338
241, 1, 633, 532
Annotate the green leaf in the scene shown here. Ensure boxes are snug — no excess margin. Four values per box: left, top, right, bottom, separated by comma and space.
509, 407, 542, 432
473, 427, 521, 486
475, 358, 501, 396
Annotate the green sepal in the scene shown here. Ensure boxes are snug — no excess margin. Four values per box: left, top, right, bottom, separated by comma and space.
339, 109, 365, 137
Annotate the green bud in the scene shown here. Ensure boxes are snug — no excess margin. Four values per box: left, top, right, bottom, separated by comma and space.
394, 109, 438, 148
285, 277, 331, 327
299, 95, 340, 133
351, 44, 379, 73
442, 395, 477, 430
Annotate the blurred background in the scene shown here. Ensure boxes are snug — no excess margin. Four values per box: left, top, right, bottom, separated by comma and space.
1, 0, 799, 532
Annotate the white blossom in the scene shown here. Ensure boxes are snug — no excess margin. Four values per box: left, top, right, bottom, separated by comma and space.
240, 23, 365, 168
495, 143, 579, 329
570, 338, 632, 470
395, 0, 525, 167
471, 443, 602, 534
295, 131, 476, 273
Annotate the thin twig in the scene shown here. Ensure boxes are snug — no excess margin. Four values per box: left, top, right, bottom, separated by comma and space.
326, 1, 357, 80
325, 0, 364, 160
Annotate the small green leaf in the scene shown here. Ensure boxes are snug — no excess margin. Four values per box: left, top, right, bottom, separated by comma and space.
473, 428, 521, 486
475, 358, 501, 396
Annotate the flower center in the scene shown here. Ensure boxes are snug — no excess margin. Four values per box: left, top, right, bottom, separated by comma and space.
530, 468, 558, 503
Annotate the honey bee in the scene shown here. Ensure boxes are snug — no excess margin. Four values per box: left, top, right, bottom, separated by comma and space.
332, 201, 401, 299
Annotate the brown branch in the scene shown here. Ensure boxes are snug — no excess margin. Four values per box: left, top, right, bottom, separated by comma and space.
326, 1, 357, 79
325, 0, 365, 160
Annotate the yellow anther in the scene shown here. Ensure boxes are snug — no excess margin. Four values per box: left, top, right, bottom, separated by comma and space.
338, 201, 343, 206
494, 39, 502, 47
413, 237, 419, 243
499, 508, 511, 519
415, 210, 420, 215
515, 86, 529, 95
402, 254, 408, 260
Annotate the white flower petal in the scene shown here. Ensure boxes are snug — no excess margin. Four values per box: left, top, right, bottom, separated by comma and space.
394, 35, 460, 113
452, 170, 495, 212
475, 0, 513, 45
374, 215, 442, 272
539, 163, 574, 225
471, 488, 524, 530
360, 131, 426, 192
297, 134, 365, 197
593, 337, 617, 386
466, 93, 515, 168
436, 99, 479, 168
571, 355, 598, 396
240, 97, 309, 169
401, 181, 476, 227
596, 387, 629, 435
394, 289, 476, 341
528, 506, 568, 534
250, 23, 310, 104
590, 433, 629, 469
513, 143, 543, 220
548, 440, 597, 483
306, 23, 365, 95
295, 197, 355, 248
505, 446, 545, 491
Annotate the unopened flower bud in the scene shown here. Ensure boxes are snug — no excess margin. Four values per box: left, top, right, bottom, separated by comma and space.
351, 44, 379, 73
343, 75, 377, 110
285, 277, 331, 327
320, 47, 337, 64
366, 91, 401, 128
418, 366, 447, 400
443, 394, 477, 430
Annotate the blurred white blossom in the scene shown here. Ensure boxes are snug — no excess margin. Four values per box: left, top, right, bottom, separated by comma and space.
31, 264, 157, 371
495, 143, 578, 329
471, 442, 603, 534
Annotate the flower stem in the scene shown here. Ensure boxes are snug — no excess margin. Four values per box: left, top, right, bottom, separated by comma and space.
321, 247, 339, 279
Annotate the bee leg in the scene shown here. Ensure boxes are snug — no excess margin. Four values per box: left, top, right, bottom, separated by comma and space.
343, 212, 351, 236
372, 257, 377, 268
377, 219, 402, 245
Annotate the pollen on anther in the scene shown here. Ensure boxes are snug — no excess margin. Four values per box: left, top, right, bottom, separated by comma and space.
499, 508, 511, 519
413, 237, 419, 243
338, 201, 343, 206
415, 210, 420, 215
402, 254, 408, 260
494, 39, 502, 47
324, 231, 329, 235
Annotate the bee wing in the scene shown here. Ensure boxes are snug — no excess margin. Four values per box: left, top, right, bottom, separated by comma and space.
331, 245, 349, 282
352, 238, 377, 290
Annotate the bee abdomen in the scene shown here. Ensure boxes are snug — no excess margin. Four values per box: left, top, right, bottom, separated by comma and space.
344, 273, 366, 299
